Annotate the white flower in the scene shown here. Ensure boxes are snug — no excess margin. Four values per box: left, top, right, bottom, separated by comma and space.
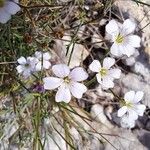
118, 91, 146, 121
106, 19, 141, 57
120, 114, 136, 128
89, 57, 121, 90
0, 0, 20, 24
34, 51, 51, 71
43, 64, 88, 103
16, 56, 38, 78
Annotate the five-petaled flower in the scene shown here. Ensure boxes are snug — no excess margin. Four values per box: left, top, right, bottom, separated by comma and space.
0, 0, 20, 24
89, 57, 121, 89
106, 19, 141, 57
118, 91, 146, 121
43, 64, 88, 103
34, 51, 51, 71
16, 56, 38, 78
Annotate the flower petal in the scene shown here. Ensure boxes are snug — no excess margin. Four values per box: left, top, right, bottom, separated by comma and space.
52, 64, 70, 78
5, 1, 21, 15
43, 60, 51, 69
134, 91, 144, 103
0, 9, 11, 24
109, 68, 121, 79
121, 114, 135, 128
22, 69, 31, 78
101, 77, 114, 89
110, 43, 123, 57
69, 67, 88, 82
17, 57, 26, 65
43, 77, 63, 90
70, 82, 87, 99
117, 106, 128, 117
127, 35, 141, 48
119, 44, 135, 57
106, 20, 119, 35
124, 91, 135, 103
16, 65, 24, 73
136, 104, 146, 116
35, 62, 42, 71
89, 60, 101, 72
128, 109, 138, 120
35, 51, 42, 59
96, 73, 102, 83
103, 57, 115, 69
55, 86, 71, 103
43, 52, 51, 60
122, 19, 136, 35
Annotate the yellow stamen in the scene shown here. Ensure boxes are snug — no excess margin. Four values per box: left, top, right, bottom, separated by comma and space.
100, 68, 107, 77
64, 76, 71, 84
116, 34, 124, 44
125, 101, 133, 108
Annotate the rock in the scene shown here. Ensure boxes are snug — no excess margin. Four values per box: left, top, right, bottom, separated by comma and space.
91, 104, 114, 128
62, 35, 89, 68
104, 128, 147, 150
136, 129, 150, 149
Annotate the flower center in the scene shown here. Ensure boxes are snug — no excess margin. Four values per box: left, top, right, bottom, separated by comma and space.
25, 63, 30, 68
64, 76, 71, 84
100, 68, 107, 77
0, 0, 5, 7
125, 101, 133, 108
115, 34, 124, 44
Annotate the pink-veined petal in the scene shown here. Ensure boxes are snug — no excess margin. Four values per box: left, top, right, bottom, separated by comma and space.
52, 64, 70, 78
43, 77, 63, 90
103, 57, 115, 69
69, 67, 88, 82
89, 60, 101, 72
55, 85, 71, 103
117, 106, 128, 117
70, 82, 87, 99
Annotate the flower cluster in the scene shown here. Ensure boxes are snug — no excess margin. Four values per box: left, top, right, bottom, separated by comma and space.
16, 19, 146, 129
16, 51, 51, 78
0, 0, 20, 23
